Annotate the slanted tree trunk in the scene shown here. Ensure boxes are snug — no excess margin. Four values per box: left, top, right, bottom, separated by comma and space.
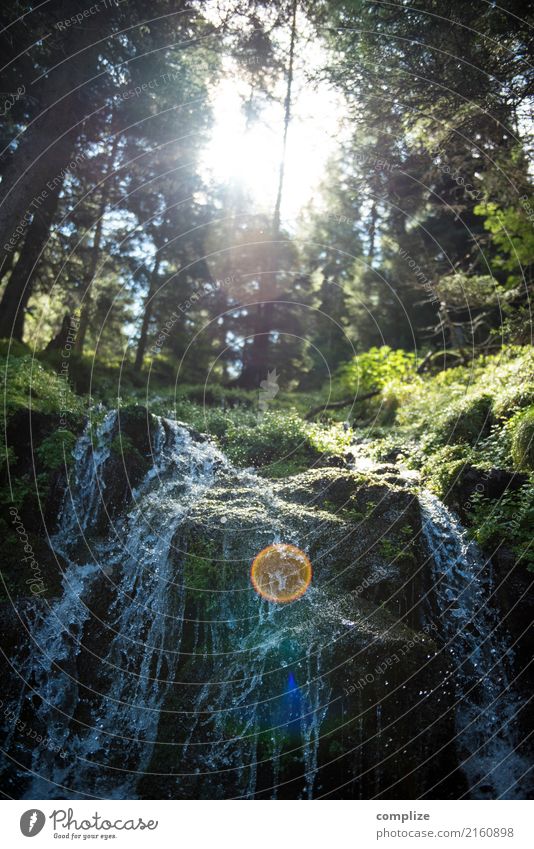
0, 179, 63, 340
134, 256, 162, 372
0, 1, 107, 337
45, 312, 73, 352
0, 1, 105, 274
238, 0, 297, 388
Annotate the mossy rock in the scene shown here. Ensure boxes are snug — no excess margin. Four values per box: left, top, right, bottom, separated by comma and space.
0, 518, 66, 601
274, 467, 368, 508
36, 430, 77, 471
421, 444, 470, 500
37, 350, 93, 394
116, 405, 156, 456
437, 393, 494, 446
510, 406, 534, 471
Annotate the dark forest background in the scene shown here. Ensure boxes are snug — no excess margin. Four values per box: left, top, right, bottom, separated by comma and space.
0, 0, 532, 380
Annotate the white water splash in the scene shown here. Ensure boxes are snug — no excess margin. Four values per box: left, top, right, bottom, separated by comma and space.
420, 490, 530, 799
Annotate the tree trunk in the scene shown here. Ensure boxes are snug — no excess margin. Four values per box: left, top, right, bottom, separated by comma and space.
0, 1, 105, 275
237, 0, 297, 388
0, 180, 63, 340
134, 256, 162, 372
74, 135, 119, 355
368, 200, 378, 262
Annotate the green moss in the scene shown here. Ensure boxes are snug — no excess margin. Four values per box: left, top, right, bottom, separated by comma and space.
0, 355, 84, 423
436, 393, 494, 446
36, 430, 77, 471
0, 339, 31, 358
0, 443, 16, 473
0, 520, 62, 601
322, 498, 365, 521
378, 525, 417, 564
110, 434, 142, 459
510, 406, 534, 471
421, 444, 471, 498
183, 535, 219, 591
469, 483, 534, 572
37, 350, 93, 394
224, 411, 318, 469
258, 456, 313, 479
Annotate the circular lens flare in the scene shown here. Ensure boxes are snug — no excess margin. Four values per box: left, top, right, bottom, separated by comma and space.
250, 543, 312, 603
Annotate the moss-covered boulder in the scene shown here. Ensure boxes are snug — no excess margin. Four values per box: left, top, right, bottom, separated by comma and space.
510, 406, 534, 471
437, 393, 494, 446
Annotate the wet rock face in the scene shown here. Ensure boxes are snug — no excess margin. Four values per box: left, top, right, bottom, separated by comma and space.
0, 416, 478, 799
138, 464, 460, 799
272, 469, 427, 625
450, 464, 529, 519
490, 544, 534, 744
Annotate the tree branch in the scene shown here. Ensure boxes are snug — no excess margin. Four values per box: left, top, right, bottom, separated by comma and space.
305, 389, 380, 420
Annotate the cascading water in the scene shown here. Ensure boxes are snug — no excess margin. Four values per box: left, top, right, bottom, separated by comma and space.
420, 490, 531, 799
21, 413, 225, 798
7, 413, 332, 800
4, 416, 528, 800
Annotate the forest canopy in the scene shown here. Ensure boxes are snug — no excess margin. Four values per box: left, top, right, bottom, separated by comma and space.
0, 0, 531, 388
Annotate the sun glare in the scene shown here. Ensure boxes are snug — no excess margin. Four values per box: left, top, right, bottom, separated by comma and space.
251, 543, 312, 603
201, 53, 344, 225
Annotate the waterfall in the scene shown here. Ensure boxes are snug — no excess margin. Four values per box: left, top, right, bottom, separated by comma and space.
5, 414, 528, 800
7, 413, 331, 800
19, 413, 226, 798
420, 490, 530, 799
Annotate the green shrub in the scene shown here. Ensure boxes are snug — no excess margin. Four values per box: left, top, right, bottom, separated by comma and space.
436, 394, 494, 446
224, 411, 315, 468
336, 346, 417, 396
469, 483, 534, 572
0, 339, 31, 358
510, 406, 534, 471
0, 355, 84, 423
307, 421, 353, 455
38, 350, 93, 394
36, 430, 77, 471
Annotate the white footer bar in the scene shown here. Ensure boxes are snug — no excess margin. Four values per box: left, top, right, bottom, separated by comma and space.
4, 799, 532, 848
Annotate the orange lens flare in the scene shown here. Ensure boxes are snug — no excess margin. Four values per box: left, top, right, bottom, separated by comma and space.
250, 543, 312, 603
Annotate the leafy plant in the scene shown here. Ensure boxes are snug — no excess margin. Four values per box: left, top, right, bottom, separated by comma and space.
436, 393, 494, 446
336, 346, 417, 397
510, 406, 534, 471
224, 411, 315, 469
36, 430, 77, 471
469, 484, 534, 572
0, 355, 84, 423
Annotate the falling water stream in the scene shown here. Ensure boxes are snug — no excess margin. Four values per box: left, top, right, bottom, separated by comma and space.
420, 491, 530, 799
10, 414, 331, 799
